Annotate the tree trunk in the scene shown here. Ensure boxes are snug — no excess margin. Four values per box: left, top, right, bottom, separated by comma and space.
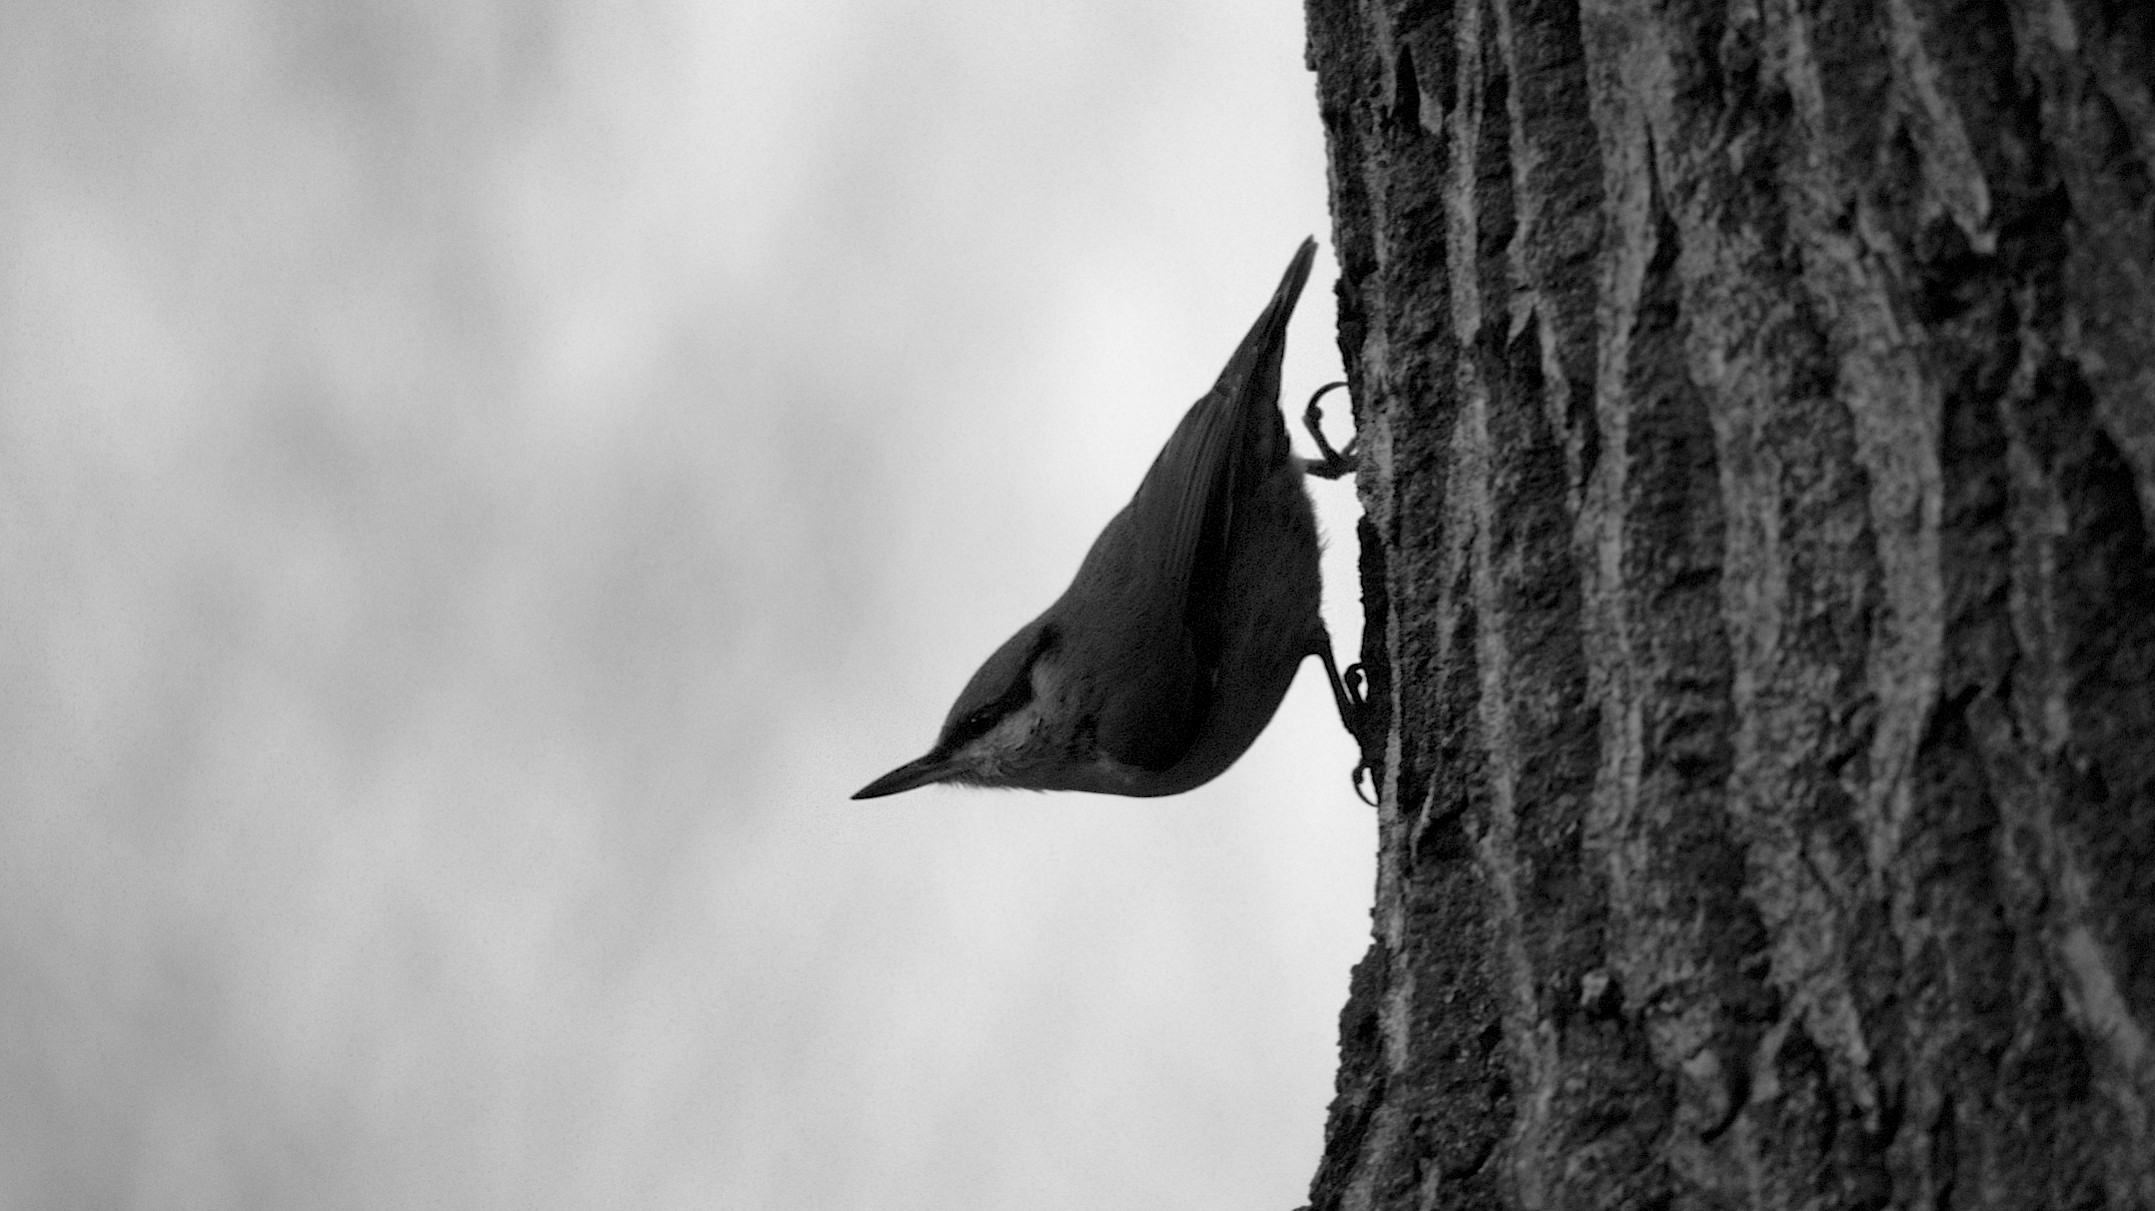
1302, 0, 2155, 1207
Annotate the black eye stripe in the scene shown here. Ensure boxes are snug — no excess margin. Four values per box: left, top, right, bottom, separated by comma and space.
948, 625, 1061, 747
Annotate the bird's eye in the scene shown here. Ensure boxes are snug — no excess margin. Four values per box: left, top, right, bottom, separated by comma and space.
947, 625, 1059, 748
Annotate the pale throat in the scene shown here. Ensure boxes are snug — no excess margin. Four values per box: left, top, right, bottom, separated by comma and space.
960, 651, 1125, 783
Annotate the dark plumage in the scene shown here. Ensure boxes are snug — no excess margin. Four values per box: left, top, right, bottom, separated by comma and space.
856, 240, 1350, 799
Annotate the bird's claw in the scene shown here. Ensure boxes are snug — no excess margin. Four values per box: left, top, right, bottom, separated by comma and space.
1341, 662, 1377, 805
1316, 637, 1379, 805
1301, 381, 1358, 480
1351, 761, 1377, 806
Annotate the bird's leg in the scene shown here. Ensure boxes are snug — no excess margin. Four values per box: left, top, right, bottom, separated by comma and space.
1314, 638, 1366, 737
1313, 625, 1378, 805
1299, 381, 1358, 481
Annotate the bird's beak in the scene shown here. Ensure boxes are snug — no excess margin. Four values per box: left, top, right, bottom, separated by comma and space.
851, 751, 957, 800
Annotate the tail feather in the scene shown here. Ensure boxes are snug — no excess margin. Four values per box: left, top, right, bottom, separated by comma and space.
1210, 237, 1316, 421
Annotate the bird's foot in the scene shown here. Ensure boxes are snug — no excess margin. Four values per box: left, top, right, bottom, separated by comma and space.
1315, 633, 1378, 806
1300, 381, 1358, 481
1342, 662, 1377, 806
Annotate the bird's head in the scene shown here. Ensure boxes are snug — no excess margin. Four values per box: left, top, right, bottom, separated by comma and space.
852, 619, 1075, 799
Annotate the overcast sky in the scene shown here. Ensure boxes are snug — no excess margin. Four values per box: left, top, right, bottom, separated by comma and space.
0, 2, 1373, 1207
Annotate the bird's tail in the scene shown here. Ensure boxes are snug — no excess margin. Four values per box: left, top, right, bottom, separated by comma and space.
1210, 237, 1316, 473
1213, 237, 1314, 403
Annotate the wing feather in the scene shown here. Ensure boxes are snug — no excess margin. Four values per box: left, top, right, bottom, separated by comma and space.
1085, 240, 1314, 773
1132, 238, 1315, 667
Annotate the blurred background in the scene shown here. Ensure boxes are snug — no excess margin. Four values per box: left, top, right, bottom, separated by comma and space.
0, 1, 1372, 1207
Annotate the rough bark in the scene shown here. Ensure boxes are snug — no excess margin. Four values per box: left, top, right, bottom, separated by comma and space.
1302, 0, 2155, 1207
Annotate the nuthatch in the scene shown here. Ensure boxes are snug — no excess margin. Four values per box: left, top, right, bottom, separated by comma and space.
854, 238, 1362, 800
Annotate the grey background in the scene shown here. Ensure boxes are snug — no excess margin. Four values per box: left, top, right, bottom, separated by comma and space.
0, 2, 1372, 1207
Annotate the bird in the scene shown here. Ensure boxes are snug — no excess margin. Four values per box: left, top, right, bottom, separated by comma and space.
854, 237, 1362, 800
